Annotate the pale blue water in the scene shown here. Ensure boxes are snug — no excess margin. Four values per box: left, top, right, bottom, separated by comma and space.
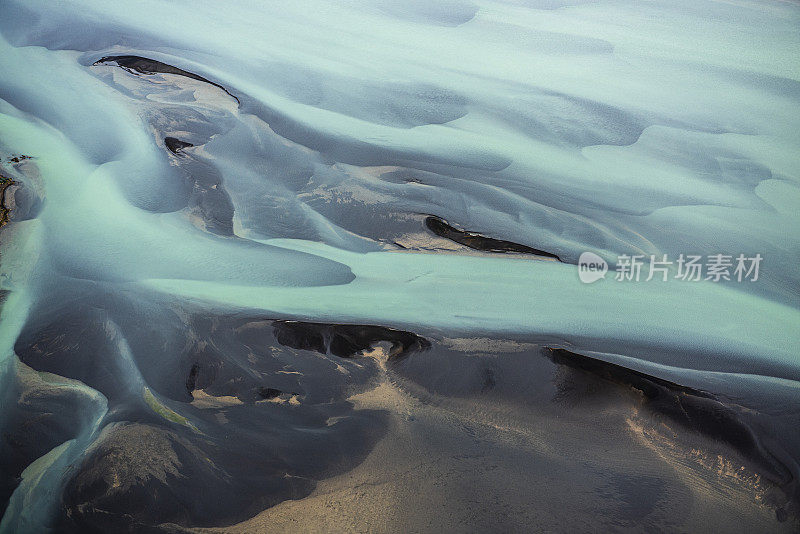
0, 0, 799, 531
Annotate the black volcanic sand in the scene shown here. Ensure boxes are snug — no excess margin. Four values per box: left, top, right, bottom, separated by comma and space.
165, 137, 194, 155
0, 173, 14, 228
0, 361, 104, 518
272, 320, 430, 360
544, 348, 794, 492
90, 58, 236, 234
11, 289, 388, 532
425, 215, 561, 259
3, 283, 797, 532
94, 55, 240, 103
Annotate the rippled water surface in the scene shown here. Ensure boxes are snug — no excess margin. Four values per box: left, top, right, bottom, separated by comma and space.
0, 1, 799, 532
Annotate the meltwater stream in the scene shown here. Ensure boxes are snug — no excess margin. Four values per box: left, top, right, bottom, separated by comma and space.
0, 0, 799, 532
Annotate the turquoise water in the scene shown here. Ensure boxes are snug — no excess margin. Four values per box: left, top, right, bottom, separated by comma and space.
1, 0, 799, 531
